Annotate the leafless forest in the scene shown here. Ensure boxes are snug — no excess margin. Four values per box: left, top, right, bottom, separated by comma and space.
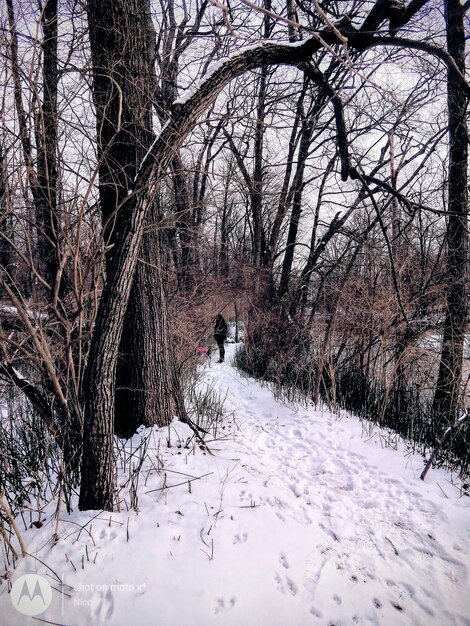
0, 0, 468, 542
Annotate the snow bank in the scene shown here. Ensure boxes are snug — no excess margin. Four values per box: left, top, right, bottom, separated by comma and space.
1, 344, 469, 626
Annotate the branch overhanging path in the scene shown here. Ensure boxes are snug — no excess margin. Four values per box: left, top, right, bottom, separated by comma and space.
80, 0, 470, 510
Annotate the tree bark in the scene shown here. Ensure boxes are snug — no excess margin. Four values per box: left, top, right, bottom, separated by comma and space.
115, 209, 187, 438
36, 0, 60, 294
85, 0, 186, 445
6, 0, 59, 295
432, 0, 468, 420
278, 115, 314, 298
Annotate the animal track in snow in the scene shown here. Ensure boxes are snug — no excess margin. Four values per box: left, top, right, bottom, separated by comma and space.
279, 552, 289, 569
214, 596, 236, 614
92, 588, 114, 622
289, 483, 303, 498
309, 606, 323, 618
275, 573, 297, 596
99, 528, 117, 541
286, 577, 298, 596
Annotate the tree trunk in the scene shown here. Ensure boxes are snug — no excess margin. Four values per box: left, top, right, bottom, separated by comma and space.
115, 208, 186, 438
432, 0, 468, 420
0, 144, 13, 275
6, 0, 59, 296
278, 115, 314, 298
36, 0, 60, 294
252, 66, 267, 267
85, 0, 185, 442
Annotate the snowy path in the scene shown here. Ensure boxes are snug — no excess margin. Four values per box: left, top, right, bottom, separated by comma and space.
1, 344, 469, 626
203, 350, 470, 626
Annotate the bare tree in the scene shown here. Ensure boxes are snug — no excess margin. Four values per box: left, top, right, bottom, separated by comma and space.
79, 0, 450, 509
2, 0, 468, 512
83, 0, 187, 446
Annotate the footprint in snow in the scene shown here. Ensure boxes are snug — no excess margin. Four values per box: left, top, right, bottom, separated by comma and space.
289, 483, 303, 498
275, 573, 297, 596
279, 552, 289, 569
92, 588, 114, 622
214, 597, 236, 613
233, 532, 248, 544
441, 555, 467, 583
309, 606, 323, 618
99, 528, 117, 541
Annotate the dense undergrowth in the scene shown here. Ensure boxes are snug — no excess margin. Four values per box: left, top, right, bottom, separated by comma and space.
235, 336, 470, 482
0, 370, 230, 575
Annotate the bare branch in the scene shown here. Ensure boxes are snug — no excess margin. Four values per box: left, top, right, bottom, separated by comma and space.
360, 36, 470, 98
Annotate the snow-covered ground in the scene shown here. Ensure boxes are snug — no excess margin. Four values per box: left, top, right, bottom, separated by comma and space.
1, 344, 469, 626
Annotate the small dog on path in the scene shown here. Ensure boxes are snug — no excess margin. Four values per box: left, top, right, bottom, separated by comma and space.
197, 346, 212, 363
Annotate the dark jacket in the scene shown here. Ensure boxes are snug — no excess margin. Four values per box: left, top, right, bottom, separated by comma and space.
213, 315, 228, 340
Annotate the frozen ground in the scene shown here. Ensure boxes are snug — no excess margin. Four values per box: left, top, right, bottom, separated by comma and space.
1, 344, 469, 626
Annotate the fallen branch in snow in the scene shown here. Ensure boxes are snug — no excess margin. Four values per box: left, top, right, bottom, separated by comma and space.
436, 483, 449, 499
420, 410, 470, 481
179, 415, 215, 454
385, 536, 399, 556
28, 552, 69, 587
180, 415, 210, 437
145, 472, 214, 494
200, 529, 214, 561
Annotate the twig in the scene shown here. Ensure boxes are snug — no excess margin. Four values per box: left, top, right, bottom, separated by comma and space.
0, 493, 27, 556
237, 502, 260, 508
28, 553, 65, 585
420, 411, 470, 481
385, 536, 399, 555
0, 524, 18, 559
200, 537, 214, 560
32, 618, 71, 626
145, 472, 213, 494
436, 482, 449, 499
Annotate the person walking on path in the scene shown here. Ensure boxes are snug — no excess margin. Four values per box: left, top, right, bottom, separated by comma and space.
213, 314, 228, 363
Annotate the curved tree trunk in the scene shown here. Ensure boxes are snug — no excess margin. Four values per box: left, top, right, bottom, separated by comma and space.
79, 3, 438, 510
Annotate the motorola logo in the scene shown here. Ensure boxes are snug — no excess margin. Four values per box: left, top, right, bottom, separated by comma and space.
10, 574, 53, 616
